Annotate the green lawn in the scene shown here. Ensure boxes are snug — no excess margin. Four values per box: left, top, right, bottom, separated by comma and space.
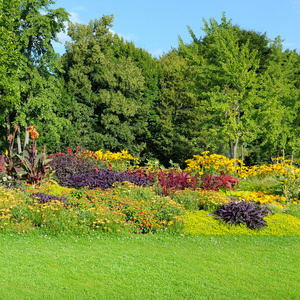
0, 234, 299, 299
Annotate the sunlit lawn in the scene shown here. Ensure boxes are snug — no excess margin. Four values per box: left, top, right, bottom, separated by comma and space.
0, 234, 299, 299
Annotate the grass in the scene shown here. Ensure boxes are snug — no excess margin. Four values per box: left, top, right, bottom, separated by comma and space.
0, 233, 299, 299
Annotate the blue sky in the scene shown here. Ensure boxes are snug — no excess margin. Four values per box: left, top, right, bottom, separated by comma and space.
52, 0, 300, 57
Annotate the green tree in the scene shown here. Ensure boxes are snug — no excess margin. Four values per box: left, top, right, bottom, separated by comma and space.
155, 50, 205, 166
111, 37, 162, 161
0, 0, 69, 152
180, 14, 262, 160
255, 37, 300, 162
62, 16, 149, 156
0, 0, 22, 149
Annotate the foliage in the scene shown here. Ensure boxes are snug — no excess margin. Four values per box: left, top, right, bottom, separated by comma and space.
156, 169, 198, 196
236, 175, 278, 194
284, 203, 300, 219
184, 210, 300, 236
1, 0, 70, 153
213, 201, 268, 229
62, 15, 149, 156
32, 192, 67, 205
0, 183, 185, 235
0, 0, 22, 110
59, 169, 153, 190
171, 188, 230, 211
0, 156, 6, 173
16, 126, 54, 185
50, 148, 104, 181
273, 167, 300, 201
0, 172, 25, 190
154, 50, 205, 166
2, 124, 22, 176
110, 37, 162, 163
200, 173, 239, 191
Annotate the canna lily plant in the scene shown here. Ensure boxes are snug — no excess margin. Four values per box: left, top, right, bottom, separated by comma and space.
16, 126, 55, 185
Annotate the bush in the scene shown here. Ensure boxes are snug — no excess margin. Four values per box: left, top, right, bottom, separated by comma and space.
156, 169, 198, 196
200, 173, 239, 191
213, 201, 268, 230
59, 169, 153, 190
51, 151, 104, 181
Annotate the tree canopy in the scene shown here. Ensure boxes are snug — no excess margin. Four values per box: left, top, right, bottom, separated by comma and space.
1, 5, 299, 166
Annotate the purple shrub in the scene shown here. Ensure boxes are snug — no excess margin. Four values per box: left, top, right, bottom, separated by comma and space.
213, 201, 268, 230
50, 151, 104, 180
59, 169, 153, 190
32, 192, 68, 205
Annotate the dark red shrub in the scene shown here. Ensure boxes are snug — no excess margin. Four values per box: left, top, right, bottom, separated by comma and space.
156, 169, 198, 196
200, 173, 239, 191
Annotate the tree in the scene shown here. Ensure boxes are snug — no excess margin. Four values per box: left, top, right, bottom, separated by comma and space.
62, 16, 149, 156
0, 0, 69, 152
255, 37, 300, 161
179, 14, 262, 160
110, 37, 162, 161
153, 50, 206, 166
0, 0, 22, 149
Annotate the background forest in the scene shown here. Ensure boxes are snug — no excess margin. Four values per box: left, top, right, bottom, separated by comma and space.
1, 0, 300, 167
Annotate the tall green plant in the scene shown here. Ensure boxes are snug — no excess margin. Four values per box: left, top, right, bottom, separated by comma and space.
17, 126, 54, 185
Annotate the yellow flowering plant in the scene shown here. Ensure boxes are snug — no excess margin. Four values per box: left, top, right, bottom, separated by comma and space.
185, 151, 244, 177
79, 149, 139, 172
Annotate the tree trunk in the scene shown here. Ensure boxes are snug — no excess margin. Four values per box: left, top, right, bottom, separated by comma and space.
6, 114, 11, 138
23, 121, 30, 150
291, 151, 294, 166
228, 141, 233, 159
233, 136, 239, 161
241, 142, 244, 162
17, 128, 22, 154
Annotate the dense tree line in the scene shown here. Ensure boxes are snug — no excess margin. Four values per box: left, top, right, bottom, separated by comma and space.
1, 1, 299, 166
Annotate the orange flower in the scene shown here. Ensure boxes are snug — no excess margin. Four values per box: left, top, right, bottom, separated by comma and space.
27, 126, 39, 140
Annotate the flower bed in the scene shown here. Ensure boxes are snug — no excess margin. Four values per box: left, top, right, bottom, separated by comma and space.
0, 135, 299, 236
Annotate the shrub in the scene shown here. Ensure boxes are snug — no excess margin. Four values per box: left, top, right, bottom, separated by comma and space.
213, 201, 268, 230
125, 168, 156, 183
156, 169, 198, 196
59, 169, 153, 190
51, 150, 104, 181
200, 173, 239, 192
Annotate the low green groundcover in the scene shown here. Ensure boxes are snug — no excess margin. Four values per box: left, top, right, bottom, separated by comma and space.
184, 210, 300, 236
